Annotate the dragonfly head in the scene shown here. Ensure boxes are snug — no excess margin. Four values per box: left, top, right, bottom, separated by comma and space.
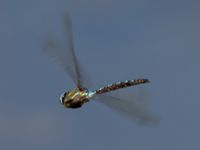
59, 92, 74, 108
59, 89, 88, 109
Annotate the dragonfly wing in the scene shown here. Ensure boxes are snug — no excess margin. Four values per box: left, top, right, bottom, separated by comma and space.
42, 13, 91, 88
94, 92, 159, 125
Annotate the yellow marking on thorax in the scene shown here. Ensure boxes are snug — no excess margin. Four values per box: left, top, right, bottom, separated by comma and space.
67, 89, 88, 100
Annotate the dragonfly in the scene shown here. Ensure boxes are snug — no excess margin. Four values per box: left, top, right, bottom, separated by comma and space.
43, 13, 159, 124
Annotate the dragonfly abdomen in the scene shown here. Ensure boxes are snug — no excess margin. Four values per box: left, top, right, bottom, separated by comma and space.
95, 79, 149, 94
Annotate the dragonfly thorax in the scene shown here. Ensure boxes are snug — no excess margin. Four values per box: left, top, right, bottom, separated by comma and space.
60, 88, 95, 108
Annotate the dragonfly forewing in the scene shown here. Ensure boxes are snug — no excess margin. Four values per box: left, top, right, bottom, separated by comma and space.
42, 13, 91, 89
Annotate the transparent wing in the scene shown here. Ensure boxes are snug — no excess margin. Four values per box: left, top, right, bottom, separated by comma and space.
94, 91, 159, 125
42, 13, 90, 88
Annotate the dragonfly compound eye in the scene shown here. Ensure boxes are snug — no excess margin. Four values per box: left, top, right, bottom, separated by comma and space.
59, 92, 66, 105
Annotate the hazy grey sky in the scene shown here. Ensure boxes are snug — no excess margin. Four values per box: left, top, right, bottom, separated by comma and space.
1, 0, 200, 150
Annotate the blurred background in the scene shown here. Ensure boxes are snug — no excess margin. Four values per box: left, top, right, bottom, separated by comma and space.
0, 0, 200, 150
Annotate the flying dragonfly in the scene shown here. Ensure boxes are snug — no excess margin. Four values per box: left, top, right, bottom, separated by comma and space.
43, 13, 159, 124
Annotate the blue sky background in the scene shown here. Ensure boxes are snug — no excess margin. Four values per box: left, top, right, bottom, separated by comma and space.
1, 0, 200, 150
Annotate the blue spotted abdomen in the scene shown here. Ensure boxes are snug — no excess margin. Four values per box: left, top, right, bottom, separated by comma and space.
95, 79, 149, 94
